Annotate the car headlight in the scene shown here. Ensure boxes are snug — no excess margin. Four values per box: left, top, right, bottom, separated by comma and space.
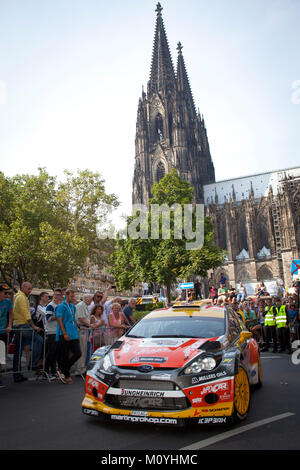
100, 354, 114, 373
183, 356, 217, 375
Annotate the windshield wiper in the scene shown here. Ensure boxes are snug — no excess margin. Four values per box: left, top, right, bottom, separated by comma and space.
126, 334, 145, 338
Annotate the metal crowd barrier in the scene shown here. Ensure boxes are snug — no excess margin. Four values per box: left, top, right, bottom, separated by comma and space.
0, 327, 47, 380
0, 326, 127, 383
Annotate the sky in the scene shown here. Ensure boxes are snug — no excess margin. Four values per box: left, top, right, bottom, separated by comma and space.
0, 0, 299, 227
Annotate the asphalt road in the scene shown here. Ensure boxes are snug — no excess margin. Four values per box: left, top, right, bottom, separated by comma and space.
1, 351, 300, 452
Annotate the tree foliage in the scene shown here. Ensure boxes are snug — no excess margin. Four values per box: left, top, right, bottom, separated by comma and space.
110, 170, 225, 301
0, 168, 119, 289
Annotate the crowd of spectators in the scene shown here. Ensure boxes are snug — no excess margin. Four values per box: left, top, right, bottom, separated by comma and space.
0, 282, 137, 387
208, 273, 299, 354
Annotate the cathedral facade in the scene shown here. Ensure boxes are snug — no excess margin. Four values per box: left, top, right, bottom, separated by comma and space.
132, 3, 215, 206
132, 4, 300, 293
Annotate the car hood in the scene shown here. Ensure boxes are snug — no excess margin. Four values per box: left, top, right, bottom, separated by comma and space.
112, 337, 213, 368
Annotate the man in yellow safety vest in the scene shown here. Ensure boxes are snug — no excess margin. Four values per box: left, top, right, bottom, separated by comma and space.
261, 297, 278, 353
274, 297, 291, 354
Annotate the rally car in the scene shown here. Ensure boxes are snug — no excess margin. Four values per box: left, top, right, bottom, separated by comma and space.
82, 300, 262, 426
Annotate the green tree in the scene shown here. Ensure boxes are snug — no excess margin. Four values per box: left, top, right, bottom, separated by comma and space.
0, 168, 119, 289
110, 170, 225, 302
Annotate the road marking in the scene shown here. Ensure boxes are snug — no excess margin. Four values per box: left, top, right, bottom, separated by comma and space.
180, 412, 295, 450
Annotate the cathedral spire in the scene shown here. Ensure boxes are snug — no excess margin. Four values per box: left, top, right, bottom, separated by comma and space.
149, 3, 176, 95
176, 41, 196, 118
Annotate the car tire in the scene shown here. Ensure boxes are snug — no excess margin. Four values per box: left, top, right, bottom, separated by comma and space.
233, 365, 251, 422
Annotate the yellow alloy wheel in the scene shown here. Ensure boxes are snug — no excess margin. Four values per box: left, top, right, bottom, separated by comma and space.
233, 366, 250, 421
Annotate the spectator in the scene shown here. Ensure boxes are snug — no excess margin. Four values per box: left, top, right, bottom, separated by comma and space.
56, 288, 81, 384
187, 290, 195, 302
88, 284, 114, 315
208, 273, 215, 290
227, 285, 236, 304
209, 285, 218, 305
236, 282, 247, 302
122, 298, 137, 327
0, 284, 13, 388
74, 294, 93, 377
256, 301, 266, 343
274, 297, 291, 354
217, 283, 228, 303
219, 273, 227, 286
194, 279, 202, 300
34, 292, 49, 333
32, 291, 49, 376
12, 282, 43, 383
108, 303, 130, 342
44, 288, 63, 379
143, 282, 149, 295
257, 281, 268, 297
243, 302, 262, 345
103, 296, 123, 325
261, 297, 277, 353
90, 304, 106, 349
287, 302, 298, 343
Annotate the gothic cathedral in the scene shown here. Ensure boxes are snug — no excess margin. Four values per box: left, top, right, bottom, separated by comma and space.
132, 3, 300, 293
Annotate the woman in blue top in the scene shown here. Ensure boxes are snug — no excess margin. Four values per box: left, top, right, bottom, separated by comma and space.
55, 289, 81, 384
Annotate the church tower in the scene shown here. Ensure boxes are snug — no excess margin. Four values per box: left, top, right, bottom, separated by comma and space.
132, 3, 215, 206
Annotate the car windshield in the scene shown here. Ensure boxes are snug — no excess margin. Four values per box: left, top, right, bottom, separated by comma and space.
127, 316, 225, 339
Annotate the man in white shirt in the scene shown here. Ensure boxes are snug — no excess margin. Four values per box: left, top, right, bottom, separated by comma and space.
143, 282, 149, 295
74, 294, 93, 376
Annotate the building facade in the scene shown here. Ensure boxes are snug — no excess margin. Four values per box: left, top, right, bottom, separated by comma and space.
132, 4, 300, 292
205, 168, 300, 293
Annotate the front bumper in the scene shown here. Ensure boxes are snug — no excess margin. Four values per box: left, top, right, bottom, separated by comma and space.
81, 369, 235, 426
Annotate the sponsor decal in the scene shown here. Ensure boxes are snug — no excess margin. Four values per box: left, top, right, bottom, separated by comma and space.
151, 374, 172, 381
88, 378, 99, 388
121, 388, 165, 398
96, 371, 105, 380
130, 356, 167, 364
191, 370, 226, 384
183, 341, 204, 358
141, 338, 184, 347
122, 397, 163, 408
222, 358, 234, 364
198, 417, 228, 424
192, 397, 203, 404
200, 381, 229, 395
111, 415, 178, 425
219, 392, 231, 401
131, 410, 149, 417
83, 408, 99, 416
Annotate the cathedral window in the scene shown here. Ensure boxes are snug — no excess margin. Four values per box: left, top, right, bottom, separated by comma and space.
257, 213, 270, 250
257, 265, 273, 281
168, 113, 173, 144
156, 161, 166, 182
155, 113, 164, 141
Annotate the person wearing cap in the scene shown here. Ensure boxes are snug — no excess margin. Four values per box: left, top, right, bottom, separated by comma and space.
0, 284, 13, 388
12, 282, 43, 382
